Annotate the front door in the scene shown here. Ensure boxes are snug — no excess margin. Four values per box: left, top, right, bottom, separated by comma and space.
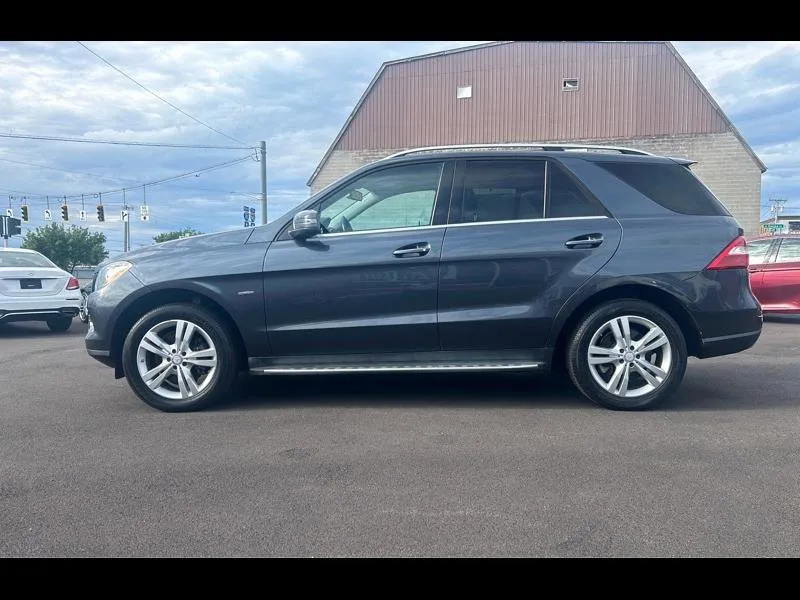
263, 160, 452, 356
438, 158, 623, 351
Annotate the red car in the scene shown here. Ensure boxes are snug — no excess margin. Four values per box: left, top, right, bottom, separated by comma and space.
747, 235, 800, 314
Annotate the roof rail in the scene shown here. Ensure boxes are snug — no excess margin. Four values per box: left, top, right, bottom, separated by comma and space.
382, 143, 654, 160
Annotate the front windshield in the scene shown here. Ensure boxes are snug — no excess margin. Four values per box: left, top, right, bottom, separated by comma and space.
0, 251, 57, 268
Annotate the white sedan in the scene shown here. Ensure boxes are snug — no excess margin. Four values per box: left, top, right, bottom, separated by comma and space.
0, 248, 82, 332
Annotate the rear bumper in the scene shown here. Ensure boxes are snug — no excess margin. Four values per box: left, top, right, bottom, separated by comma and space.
697, 328, 761, 359
0, 306, 80, 323
0, 292, 82, 322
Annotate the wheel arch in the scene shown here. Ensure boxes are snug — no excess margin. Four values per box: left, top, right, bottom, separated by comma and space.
109, 286, 248, 378
550, 283, 702, 371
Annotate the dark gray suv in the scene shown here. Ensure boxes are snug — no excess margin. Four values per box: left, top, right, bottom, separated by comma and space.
85, 143, 763, 412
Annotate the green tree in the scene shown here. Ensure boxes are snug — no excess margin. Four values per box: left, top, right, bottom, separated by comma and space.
153, 227, 204, 244
21, 223, 108, 272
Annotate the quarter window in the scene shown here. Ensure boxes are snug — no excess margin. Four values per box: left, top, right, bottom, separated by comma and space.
318, 162, 443, 233
776, 238, 800, 263
598, 161, 730, 217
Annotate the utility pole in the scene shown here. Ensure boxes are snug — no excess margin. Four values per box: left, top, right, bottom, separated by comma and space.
122, 189, 130, 253
260, 140, 267, 225
770, 198, 788, 229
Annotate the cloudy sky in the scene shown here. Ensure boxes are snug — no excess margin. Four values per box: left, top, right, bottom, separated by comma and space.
1, 40, 797, 255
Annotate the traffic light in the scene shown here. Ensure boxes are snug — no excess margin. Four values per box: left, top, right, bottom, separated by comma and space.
61, 204, 69, 221
96, 204, 105, 222
20, 205, 29, 222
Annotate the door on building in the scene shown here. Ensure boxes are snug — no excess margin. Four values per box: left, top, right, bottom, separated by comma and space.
437, 157, 623, 351
263, 159, 453, 356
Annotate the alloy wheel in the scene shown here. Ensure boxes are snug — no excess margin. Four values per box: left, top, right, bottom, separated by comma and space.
135, 319, 218, 401
586, 315, 673, 398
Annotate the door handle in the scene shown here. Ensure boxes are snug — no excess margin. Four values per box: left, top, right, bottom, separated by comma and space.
565, 234, 604, 249
393, 242, 431, 258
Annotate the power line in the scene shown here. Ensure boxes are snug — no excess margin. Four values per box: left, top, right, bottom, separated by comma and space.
76, 41, 246, 146
0, 154, 255, 196
0, 131, 252, 150
0, 156, 127, 180
1, 155, 253, 203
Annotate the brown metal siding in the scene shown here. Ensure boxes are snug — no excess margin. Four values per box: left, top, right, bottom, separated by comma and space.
337, 41, 729, 151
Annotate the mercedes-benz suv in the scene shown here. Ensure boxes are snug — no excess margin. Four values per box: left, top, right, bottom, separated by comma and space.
85, 143, 763, 412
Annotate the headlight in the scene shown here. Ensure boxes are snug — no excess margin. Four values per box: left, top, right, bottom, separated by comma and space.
95, 261, 132, 290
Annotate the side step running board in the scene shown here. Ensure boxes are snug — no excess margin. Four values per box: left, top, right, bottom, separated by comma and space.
250, 362, 543, 375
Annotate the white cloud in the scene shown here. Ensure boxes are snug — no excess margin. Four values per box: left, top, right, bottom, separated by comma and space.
0, 39, 797, 251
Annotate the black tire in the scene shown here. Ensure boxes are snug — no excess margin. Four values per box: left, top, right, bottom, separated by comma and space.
121, 303, 238, 413
79, 290, 90, 323
46, 316, 73, 332
566, 299, 688, 411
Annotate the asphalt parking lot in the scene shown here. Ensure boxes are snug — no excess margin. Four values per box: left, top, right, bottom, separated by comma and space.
1, 317, 799, 557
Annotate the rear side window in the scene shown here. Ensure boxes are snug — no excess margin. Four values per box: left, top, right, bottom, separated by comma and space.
459, 160, 545, 223
598, 162, 730, 216
776, 238, 800, 263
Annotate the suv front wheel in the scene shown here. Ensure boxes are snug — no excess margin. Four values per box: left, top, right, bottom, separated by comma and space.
121, 303, 238, 412
566, 299, 688, 410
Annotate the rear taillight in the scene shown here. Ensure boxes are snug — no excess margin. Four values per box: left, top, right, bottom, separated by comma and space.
706, 235, 749, 270
66, 276, 80, 290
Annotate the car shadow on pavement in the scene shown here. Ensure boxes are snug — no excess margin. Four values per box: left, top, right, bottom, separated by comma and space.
764, 315, 800, 324
216, 371, 594, 412
0, 321, 86, 338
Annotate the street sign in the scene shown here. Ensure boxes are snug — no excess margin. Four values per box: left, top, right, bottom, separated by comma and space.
140, 206, 150, 221
79, 210, 87, 221
5, 208, 12, 218
121, 210, 129, 222
44, 209, 52, 221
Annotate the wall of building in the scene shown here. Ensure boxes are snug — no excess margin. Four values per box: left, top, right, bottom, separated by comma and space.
310, 131, 762, 235
335, 42, 729, 150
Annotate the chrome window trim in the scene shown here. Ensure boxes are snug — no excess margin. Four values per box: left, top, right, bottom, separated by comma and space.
309, 215, 609, 239
316, 224, 447, 239
446, 215, 609, 229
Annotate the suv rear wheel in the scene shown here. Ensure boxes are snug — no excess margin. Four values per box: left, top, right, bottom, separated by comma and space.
121, 303, 238, 412
566, 299, 687, 410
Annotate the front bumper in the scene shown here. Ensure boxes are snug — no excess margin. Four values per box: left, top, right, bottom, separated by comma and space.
84, 268, 146, 371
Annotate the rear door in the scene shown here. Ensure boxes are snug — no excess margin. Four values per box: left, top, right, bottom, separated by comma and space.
437, 157, 622, 351
757, 237, 800, 311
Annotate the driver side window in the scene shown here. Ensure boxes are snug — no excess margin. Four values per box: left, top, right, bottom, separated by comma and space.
318, 162, 444, 234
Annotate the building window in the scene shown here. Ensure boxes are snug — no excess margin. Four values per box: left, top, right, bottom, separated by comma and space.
457, 85, 472, 99
562, 78, 579, 91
